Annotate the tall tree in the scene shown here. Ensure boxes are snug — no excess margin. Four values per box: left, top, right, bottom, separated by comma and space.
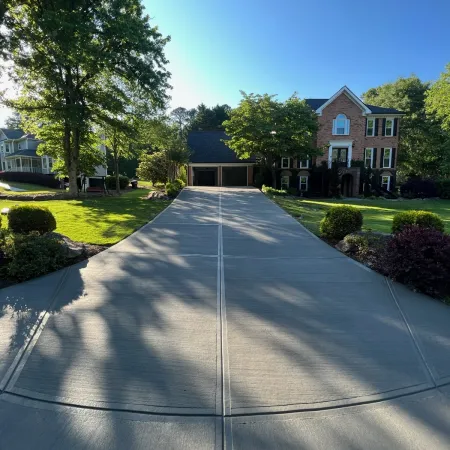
362, 76, 450, 179
170, 107, 191, 133
4, 111, 22, 129
426, 63, 450, 132
3, 0, 170, 195
223, 92, 320, 184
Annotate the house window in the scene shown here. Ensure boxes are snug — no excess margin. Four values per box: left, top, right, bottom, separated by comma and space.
18, 144, 21, 150
385, 119, 394, 136
383, 148, 392, 168
299, 176, 308, 191
333, 114, 350, 135
4, 143, 9, 153
331, 148, 348, 164
281, 175, 289, 190
281, 157, 290, 169
366, 118, 375, 136
381, 176, 390, 191
297, 158, 309, 169
364, 148, 373, 168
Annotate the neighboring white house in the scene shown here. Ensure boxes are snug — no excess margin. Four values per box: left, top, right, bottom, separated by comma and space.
0, 128, 107, 187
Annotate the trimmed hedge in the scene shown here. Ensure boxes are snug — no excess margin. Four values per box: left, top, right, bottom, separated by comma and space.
8, 205, 57, 235
105, 175, 129, 190
392, 210, 445, 234
261, 185, 287, 196
320, 205, 363, 240
0, 171, 60, 188
383, 227, 450, 298
3, 232, 66, 281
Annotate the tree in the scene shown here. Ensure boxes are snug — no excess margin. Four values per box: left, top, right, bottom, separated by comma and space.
223, 92, 320, 185
190, 103, 230, 130
362, 76, 450, 179
3, 0, 170, 195
171, 107, 191, 133
136, 151, 168, 184
426, 63, 450, 132
5, 111, 21, 129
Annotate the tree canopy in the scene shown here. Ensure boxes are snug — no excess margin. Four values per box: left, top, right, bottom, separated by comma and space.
223, 92, 320, 168
362, 75, 450, 179
426, 63, 450, 132
3, 0, 170, 194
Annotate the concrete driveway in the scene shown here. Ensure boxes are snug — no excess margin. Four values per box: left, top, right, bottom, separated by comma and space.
0, 187, 450, 449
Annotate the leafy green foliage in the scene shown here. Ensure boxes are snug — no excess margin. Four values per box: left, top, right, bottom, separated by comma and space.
105, 175, 129, 191
436, 179, 450, 199
8, 205, 57, 235
400, 178, 438, 198
173, 178, 186, 190
383, 227, 450, 298
362, 75, 450, 179
4, 111, 22, 129
2, 233, 66, 282
3, 0, 170, 194
392, 210, 445, 234
319, 206, 363, 240
137, 151, 168, 184
223, 92, 320, 167
426, 63, 450, 132
165, 182, 180, 198
261, 185, 287, 196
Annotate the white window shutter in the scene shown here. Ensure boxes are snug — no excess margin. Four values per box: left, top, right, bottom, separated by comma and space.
332, 119, 336, 134
346, 119, 350, 135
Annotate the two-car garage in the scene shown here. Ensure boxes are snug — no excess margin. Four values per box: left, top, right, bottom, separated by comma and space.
187, 131, 255, 187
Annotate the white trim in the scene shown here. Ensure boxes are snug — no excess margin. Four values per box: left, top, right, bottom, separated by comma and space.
366, 118, 375, 136
328, 140, 353, 168
281, 157, 290, 169
364, 148, 374, 168
316, 86, 372, 116
332, 114, 350, 135
383, 148, 392, 168
367, 113, 403, 117
297, 158, 309, 169
381, 175, 391, 191
385, 118, 394, 136
299, 175, 308, 191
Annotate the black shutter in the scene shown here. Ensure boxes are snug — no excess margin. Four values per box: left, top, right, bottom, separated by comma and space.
365, 118, 367, 136
380, 148, 384, 168
375, 119, 379, 136
309, 157, 313, 168
382, 119, 386, 136
391, 148, 396, 168
290, 158, 294, 169
373, 148, 377, 168
393, 119, 398, 136
391, 173, 397, 191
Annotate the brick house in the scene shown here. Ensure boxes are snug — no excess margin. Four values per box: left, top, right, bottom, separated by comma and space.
276, 86, 403, 196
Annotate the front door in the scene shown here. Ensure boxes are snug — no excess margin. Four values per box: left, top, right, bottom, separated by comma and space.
331, 148, 348, 166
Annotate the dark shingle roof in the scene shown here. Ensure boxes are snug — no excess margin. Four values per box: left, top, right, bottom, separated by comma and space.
5, 149, 39, 157
305, 99, 403, 114
0, 129, 25, 140
188, 131, 256, 164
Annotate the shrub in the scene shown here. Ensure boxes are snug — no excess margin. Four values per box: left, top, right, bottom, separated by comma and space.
178, 166, 188, 184
0, 171, 60, 188
105, 175, 129, 190
165, 182, 179, 198
319, 205, 363, 240
383, 227, 450, 298
8, 205, 56, 235
173, 178, 186, 190
287, 187, 298, 196
400, 178, 438, 198
2, 233, 66, 281
436, 179, 450, 199
392, 210, 445, 234
261, 185, 287, 196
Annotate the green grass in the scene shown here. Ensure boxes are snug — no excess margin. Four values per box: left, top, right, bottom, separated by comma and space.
0, 189, 171, 245
0, 182, 61, 194
273, 196, 450, 235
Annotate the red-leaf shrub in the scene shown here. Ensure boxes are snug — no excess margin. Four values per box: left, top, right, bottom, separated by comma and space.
383, 226, 450, 298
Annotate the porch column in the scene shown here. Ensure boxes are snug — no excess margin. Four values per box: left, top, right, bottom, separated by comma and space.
19, 158, 22, 172
42, 157, 45, 173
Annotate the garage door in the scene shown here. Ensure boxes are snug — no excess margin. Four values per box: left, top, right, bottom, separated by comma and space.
222, 167, 247, 186
194, 168, 217, 186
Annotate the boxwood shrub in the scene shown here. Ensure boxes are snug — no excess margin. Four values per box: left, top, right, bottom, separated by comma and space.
383, 227, 450, 298
320, 205, 363, 240
8, 205, 57, 235
173, 178, 186, 190
392, 210, 445, 234
3, 233, 66, 281
165, 181, 180, 198
261, 185, 287, 196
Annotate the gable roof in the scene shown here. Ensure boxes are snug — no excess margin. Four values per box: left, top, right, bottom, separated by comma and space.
4, 149, 39, 158
188, 131, 256, 164
0, 129, 25, 140
305, 86, 403, 115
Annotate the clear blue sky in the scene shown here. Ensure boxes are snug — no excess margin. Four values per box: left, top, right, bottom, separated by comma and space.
1, 0, 449, 125
145, 0, 450, 109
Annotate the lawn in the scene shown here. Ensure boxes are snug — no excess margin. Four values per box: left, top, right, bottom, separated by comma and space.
0, 189, 171, 245
0, 181, 61, 194
273, 196, 450, 235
